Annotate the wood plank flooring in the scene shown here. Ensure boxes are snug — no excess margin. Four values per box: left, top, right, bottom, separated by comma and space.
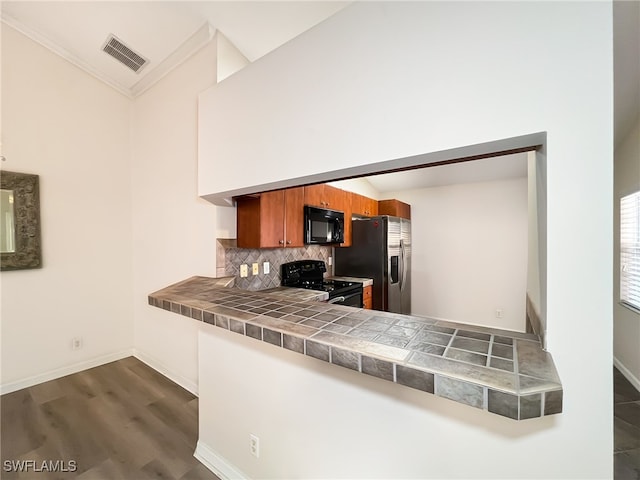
1, 357, 220, 480
615, 367, 640, 479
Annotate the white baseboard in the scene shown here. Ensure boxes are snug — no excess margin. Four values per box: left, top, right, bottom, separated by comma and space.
194, 440, 249, 480
614, 356, 640, 392
0, 349, 134, 395
133, 348, 198, 396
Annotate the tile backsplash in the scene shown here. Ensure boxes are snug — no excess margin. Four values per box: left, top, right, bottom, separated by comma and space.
216, 239, 333, 291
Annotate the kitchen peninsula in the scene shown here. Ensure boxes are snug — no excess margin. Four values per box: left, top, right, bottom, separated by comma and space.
149, 276, 562, 421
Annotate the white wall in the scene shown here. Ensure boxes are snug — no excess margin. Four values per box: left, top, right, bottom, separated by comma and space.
197, 2, 613, 478
527, 152, 541, 319
200, 327, 568, 480
130, 39, 222, 393
0, 25, 133, 391
215, 31, 249, 83
614, 118, 640, 387
386, 178, 528, 331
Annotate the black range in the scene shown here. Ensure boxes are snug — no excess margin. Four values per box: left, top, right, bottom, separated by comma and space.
281, 260, 363, 308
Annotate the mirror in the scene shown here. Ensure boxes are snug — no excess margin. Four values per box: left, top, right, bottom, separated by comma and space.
1, 189, 16, 253
0, 171, 42, 270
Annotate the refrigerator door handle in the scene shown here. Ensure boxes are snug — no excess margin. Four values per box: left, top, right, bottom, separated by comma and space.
399, 239, 405, 292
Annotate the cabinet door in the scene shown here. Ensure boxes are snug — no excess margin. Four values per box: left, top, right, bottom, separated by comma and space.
236, 195, 262, 248
378, 199, 411, 219
365, 197, 378, 216
304, 185, 325, 208
284, 187, 304, 247
350, 193, 365, 216
322, 185, 344, 211
340, 200, 352, 247
363, 285, 373, 309
352, 193, 377, 217
259, 190, 286, 248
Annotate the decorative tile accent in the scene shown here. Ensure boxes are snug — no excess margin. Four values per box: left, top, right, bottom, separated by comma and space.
362, 356, 394, 381
203, 311, 215, 325
520, 393, 542, 420
457, 330, 491, 342
488, 390, 519, 419
306, 340, 330, 362
263, 328, 282, 347
445, 348, 487, 366
492, 343, 514, 360
396, 365, 434, 393
437, 376, 484, 409
217, 239, 333, 291
331, 347, 360, 371
148, 276, 563, 421
489, 357, 514, 372
451, 337, 490, 354
246, 323, 262, 340
229, 318, 245, 335
544, 390, 563, 415
283, 334, 304, 354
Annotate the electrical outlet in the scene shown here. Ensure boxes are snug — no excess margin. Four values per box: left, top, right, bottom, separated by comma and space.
240, 264, 248, 278
263, 262, 270, 275
328, 256, 333, 266
252, 263, 259, 275
71, 337, 83, 351
495, 308, 504, 319
249, 434, 260, 458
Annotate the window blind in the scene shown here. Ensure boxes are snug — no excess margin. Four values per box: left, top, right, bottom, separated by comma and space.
621, 190, 640, 311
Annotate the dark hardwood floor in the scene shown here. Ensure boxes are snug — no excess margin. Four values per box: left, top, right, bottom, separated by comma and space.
615, 367, 640, 479
0, 357, 220, 480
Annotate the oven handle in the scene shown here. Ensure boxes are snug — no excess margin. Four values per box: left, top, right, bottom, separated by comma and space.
327, 296, 346, 304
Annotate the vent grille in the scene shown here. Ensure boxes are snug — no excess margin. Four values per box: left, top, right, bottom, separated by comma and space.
102, 35, 148, 73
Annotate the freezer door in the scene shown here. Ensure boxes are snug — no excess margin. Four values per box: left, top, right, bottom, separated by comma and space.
334, 217, 387, 311
386, 217, 403, 314
399, 218, 412, 314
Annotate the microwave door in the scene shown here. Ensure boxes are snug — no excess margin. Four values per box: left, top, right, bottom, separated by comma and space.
333, 217, 343, 243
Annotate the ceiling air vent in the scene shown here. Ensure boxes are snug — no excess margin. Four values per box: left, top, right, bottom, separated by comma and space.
102, 35, 148, 73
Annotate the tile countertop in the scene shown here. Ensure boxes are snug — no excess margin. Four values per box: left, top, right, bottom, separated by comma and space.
149, 276, 562, 421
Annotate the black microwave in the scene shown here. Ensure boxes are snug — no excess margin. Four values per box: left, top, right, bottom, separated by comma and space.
304, 206, 344, 245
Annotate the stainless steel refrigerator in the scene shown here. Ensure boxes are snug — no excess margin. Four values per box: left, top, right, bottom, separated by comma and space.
334, 216, 411, 314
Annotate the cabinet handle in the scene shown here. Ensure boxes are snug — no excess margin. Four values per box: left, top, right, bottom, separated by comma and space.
286, 240, 291, 245
279, 240, 284, 244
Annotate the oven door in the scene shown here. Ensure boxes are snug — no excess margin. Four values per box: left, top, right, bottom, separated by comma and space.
327, 290, 363, 308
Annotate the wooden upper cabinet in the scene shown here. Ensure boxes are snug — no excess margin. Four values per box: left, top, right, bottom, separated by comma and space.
323, 185, 346, 211
378, 199, 411, 220
236, 183, 390, 249
352, 193, 378, 217
236, 187, 304, 248
283, 187, 304, 247
303, 184, 325, 208
304, 184, 345, 211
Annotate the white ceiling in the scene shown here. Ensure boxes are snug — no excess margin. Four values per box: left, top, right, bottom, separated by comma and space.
364, 152, 528, 194
1, 1, 349, 97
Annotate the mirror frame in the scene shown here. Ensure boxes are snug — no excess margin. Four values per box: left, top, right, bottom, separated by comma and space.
1, 170, 42, 271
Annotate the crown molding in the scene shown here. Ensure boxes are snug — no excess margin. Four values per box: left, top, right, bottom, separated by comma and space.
2, 13, 216, 99
1, 12, 133, 98
130, 22, 215, 97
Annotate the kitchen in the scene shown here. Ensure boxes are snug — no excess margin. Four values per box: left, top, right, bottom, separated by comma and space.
2, 1, 615, 479
218, 150, 529, 334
